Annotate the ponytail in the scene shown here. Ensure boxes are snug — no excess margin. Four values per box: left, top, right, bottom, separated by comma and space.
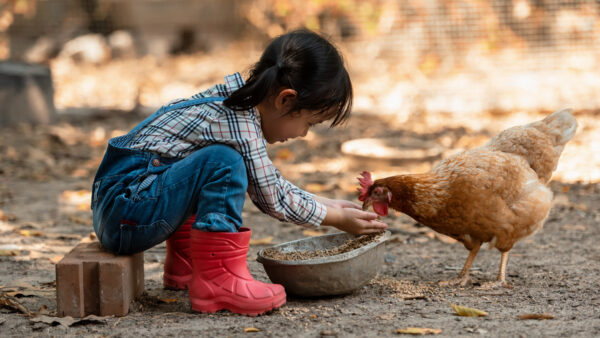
224, 65, 278, 110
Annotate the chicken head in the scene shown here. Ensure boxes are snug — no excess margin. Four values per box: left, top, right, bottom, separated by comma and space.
357, 171, 392, 216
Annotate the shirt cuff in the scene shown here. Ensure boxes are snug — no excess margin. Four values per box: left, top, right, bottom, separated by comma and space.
301, 199, 327, 228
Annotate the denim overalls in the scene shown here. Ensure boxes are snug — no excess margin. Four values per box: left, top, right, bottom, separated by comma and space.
92, 97, 248, 255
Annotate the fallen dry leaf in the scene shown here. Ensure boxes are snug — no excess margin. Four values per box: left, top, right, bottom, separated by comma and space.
89, 127, 107, 147
0, 293, 29, 315
60, 190, 92, 206
0, 210, 16, 222
158, 298, 178, 303
47, 124, 84, 146
77, 204, 91, 211
70, 168, 89, 178
79, 232, 97, 243
560, 224, 587, 231
379, 313, 395, 320
303, 229, 326, 237
46, 233, 82, 240
36, 305, 51, 316
18, 229, 43, 237
425, 231, 457, 244
396, 327, 442, 335
68, 214, 93, 225
244, 327, 260, 333
6, 288, 55, 298
418, 53, 440, 75
30, 314, 109, 327
0, 250, 20, 256
276, 148, 294, 161
50, 255, 64, 264
305, 183, 331, 193
450, 304, 488, 317
29, 251, 45, 259
518, 313, 555, 320
249, 236, 274, 245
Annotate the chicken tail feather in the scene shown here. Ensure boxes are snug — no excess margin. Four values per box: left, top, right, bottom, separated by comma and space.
542, 108, 577, 146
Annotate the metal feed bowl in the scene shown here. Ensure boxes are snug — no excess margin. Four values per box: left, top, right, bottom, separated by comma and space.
257, 231, 391, 297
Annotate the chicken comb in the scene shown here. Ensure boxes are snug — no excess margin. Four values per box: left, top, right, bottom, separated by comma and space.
357, 171, 373, 201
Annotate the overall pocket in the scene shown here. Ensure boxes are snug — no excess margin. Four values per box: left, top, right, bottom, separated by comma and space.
117, 218, 174, 255
92, 174, 126, 210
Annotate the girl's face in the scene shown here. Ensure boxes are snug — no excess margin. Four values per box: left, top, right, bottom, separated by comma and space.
257, 89, 327, 144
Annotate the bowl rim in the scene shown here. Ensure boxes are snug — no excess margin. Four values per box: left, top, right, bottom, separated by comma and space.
256, 230, 391, 266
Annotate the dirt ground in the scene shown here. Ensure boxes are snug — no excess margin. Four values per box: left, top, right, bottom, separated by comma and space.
0, 109, 599, 337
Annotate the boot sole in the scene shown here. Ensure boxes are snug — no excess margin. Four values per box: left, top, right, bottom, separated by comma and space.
163, 273, 192, 290
190, 294, 286, 316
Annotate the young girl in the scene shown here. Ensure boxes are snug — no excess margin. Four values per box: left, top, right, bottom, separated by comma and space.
91, 29, 388, 316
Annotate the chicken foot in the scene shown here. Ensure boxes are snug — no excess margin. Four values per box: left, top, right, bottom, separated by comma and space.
479, 251, 512, 289
439, 242, 481, 287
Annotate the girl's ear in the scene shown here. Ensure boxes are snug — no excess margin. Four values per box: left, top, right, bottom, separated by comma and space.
274, 88, 297, 113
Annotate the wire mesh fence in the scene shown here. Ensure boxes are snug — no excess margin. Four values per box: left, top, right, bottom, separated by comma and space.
1, 0, 599, 113
4, 1, 599, 65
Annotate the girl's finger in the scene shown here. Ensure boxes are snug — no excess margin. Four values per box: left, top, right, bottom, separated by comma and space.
359, 229, 380, 235
359, 210, 379, 220
368, 220, 388, 229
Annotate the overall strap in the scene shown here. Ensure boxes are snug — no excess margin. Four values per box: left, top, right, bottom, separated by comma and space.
162, 96, 225, 114
110, 96, 225, 148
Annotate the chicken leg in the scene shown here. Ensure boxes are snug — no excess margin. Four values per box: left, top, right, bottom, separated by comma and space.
439, 242, 481, 287
479, 251, 511, 289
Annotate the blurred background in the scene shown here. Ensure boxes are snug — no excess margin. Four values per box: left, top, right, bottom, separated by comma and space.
1, 2, 599, 332
0, 0, 599, 183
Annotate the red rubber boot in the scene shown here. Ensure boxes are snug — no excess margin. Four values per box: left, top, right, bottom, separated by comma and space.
163, 216, 194, 290
189, 227, 286, 316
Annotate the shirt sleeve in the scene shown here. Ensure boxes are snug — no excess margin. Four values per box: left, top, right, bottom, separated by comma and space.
239, 136, 327, 228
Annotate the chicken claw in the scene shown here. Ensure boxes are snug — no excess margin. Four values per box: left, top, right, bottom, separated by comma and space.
478, 251, 513, 289
478, 280, 512, 290
439, 242, 480, 287
439, 276, 472, 287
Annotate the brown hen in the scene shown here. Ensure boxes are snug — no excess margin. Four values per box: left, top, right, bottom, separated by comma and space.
358, 109, 577, 288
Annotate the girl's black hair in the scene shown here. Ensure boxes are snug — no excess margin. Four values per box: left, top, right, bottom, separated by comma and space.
223, 29, 352, 127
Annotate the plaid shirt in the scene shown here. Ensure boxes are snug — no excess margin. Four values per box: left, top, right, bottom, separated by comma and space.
128, 73, 326, 228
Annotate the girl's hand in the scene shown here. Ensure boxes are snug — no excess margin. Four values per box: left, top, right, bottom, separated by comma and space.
314, 196, 361, 210
321, 206, 388, 235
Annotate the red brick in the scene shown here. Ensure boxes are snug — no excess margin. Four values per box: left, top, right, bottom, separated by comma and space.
56, 241, 144, 317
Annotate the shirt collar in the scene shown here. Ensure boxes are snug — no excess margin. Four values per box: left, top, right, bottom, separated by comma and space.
223, 72, 261, 124
223, 72, 245, 96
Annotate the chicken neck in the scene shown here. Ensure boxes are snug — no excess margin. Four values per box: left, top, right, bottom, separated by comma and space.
374, 173, 448, 222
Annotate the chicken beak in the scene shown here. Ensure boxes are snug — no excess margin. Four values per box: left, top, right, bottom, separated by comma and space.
362, 197, 373, 211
